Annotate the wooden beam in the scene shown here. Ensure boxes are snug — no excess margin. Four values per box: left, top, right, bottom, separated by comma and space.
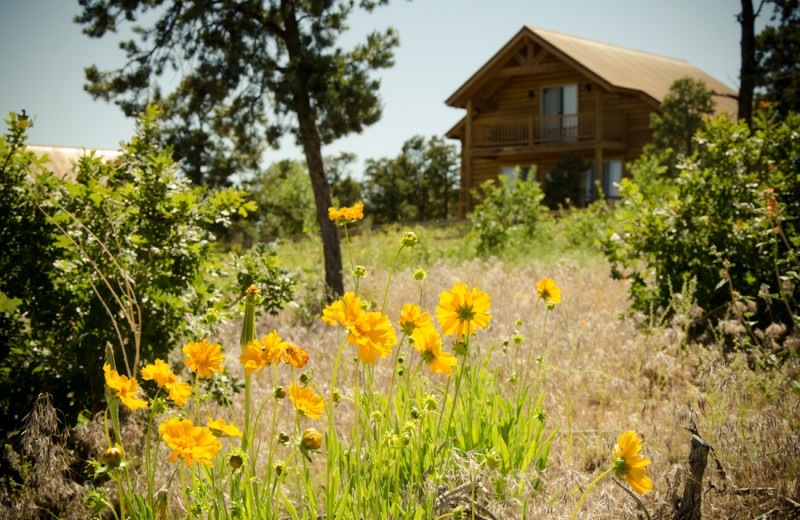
498, 62, 566, 77
464, 99, 474, 214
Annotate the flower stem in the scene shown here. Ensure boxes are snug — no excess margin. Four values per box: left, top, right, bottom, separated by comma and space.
571, 468, 613, 520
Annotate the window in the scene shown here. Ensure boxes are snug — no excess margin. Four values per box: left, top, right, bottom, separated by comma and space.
584, 160, 623, 199
542, 84, 578, 141
500, 165, 533, 184
602, 160, 622, 197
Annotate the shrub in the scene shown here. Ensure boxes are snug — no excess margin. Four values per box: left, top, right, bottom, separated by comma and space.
468, 171, 546, 257
602, 106, 800, 344
0, 107, 294, 436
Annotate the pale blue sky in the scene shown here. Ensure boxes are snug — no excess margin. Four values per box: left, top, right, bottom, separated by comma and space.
0, 0, 769, 178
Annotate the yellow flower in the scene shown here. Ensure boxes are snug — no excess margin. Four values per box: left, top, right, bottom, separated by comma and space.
183, 339, 226, 378
322, 292, 396, 364
287, 383, 325, 419
167, 381, 192, 407
141, 359, 177, 387
321, 292, 362, 328
411, 325, 457, 377
612, 431, 652, 495
206, 416, 243, 438
282, 344, 309, 368
239, 331, 287, 376
436, 282, 491, 340
536, 278, 561, 304
103, 363, 149, 410
159, 418, 223, 467
328, 204, 364, 222
301, 428, 323, 451
399, 303, 432, 336
348, 312, 397, 364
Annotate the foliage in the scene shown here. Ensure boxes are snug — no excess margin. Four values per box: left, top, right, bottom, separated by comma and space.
234, 160, 318, 241
468, 172, 547, 257
543, 153, 590, 208
0, 107, 293, 436
601, 106, 800, 341
363, 135, 459, 223
644, 77, 716, 176
76, 0, 402, 297
756, 0, 800, 118
228, 243, 297, 316
326, 152, 363, 209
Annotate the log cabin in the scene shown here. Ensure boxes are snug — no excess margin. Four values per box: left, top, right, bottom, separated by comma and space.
445, 26, 738, 216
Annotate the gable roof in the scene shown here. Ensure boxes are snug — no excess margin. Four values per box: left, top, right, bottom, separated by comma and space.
446, 26, 738, 115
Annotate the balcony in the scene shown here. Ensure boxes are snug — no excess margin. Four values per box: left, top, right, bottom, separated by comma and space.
472, 112, 626, 148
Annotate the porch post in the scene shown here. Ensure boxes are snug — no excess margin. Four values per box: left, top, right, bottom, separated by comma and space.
464, 99, 474, 214
593, 89, 604, 203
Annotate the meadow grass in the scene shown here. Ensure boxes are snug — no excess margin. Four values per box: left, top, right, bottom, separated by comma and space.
21, 218, 796, 520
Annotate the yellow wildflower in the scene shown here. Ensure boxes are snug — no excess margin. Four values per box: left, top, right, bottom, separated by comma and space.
206, 416, 243, 438
282, 344, 309, 368
411, 325, 456, 377
240, 331, 287, 376
103, 363, 148, 410
159, 418, 222, 467
328, 204, 364, 222
612, 431, 652, 495
100, 443, 124, 466
348, 312, 396, 364
436, 282, 491, 340
321, 292, 362, 327
536, 278, 561, 304
183, 339, 226, 378
399, 303, 432, 336
166, 381, 192, 407
141, 359, 177, 387
287, 383, 325, 419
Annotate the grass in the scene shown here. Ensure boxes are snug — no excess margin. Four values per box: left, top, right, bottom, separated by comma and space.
3, 218, 798, 519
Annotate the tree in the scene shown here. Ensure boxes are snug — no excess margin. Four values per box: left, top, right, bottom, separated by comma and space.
645, 77, 715, 176
543, 153, 590, 208
756, 0, 800, 117
76, 0, 400, 299
738, 0, 762, 125
326, 152, 363, 208
363, 135, 459, 223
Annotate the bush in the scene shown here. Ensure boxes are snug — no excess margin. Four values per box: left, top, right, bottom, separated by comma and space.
0, 107, 295, 436
602, 106, 800, 344
468, 172, 546, 257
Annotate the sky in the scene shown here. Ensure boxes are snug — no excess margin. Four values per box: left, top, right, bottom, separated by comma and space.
0, 0, 772, 179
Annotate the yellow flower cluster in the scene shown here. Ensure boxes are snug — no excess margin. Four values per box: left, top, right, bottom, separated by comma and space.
322, 292, 397, 364
328, 204, 364, 222
436, 282, 491, 340
239, 330, 309, 375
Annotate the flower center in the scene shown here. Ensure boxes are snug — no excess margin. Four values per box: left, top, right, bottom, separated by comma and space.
456, 304, 476, 323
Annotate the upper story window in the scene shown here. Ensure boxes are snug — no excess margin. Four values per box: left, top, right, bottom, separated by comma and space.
542, 84, 578, 141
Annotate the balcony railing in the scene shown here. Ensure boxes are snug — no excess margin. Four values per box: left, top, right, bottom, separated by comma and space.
472, 113, 625, 147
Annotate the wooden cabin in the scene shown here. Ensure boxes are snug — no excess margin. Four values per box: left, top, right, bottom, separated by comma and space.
445, 26, 738, 215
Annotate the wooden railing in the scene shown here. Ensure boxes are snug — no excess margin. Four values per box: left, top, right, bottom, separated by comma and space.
472, 113, 625, 147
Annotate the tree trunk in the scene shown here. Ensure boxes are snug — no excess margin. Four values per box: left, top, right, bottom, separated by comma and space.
282, 0, 344, 300
739, 0, 756, 126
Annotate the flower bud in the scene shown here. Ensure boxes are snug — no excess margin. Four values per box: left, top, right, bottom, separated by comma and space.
100, 444, 124, 467
401, 231, 418, 248
453, 340, 468, 357
273, 386, 286, 399
353, 265, 367, 278
413, 267, 428, 281
452, 505, 466, 520
205, 308, 221, 324
278, 431, 291, 445
332, 388, 341, 404
423, 394, 438, 411
299, 371, 312, 387
274, 461, 285, 476
409, 407, 420, 420
246, 285, 260, 299
510, 374, 518, 384
515, 318, 523, 326
229, 455, 243, 469
300, 428, 323, 451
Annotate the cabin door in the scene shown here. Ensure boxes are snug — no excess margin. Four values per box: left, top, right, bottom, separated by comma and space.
542, 84, 578, 141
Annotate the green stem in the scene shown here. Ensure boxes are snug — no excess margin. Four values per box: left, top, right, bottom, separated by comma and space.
571, 468, 613, 520
382, 245, 405, 313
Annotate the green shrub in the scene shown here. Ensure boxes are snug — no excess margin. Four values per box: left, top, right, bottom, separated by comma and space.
0, 107, 295, 435
469, 172, 546, 257
602, 107, 800, 342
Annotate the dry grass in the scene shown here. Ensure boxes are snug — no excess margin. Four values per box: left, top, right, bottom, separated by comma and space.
207, 236, 800, 519
4, 226, 798, 519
